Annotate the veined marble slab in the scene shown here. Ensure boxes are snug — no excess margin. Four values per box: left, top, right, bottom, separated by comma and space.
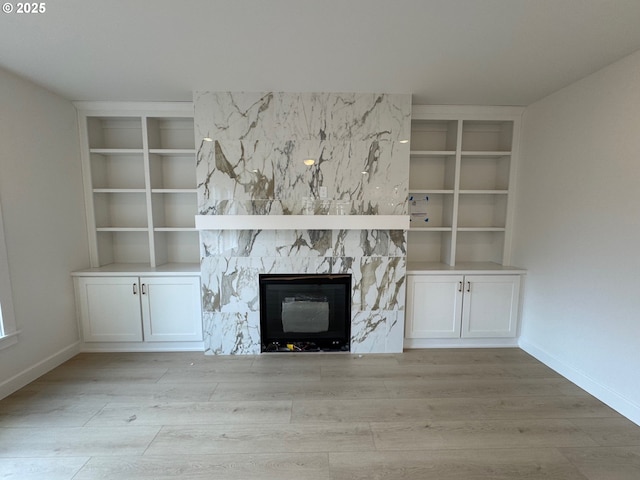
194, 92, 411, 354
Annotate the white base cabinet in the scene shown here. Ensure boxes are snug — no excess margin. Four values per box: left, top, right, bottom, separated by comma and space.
75, 275, 203, 346
406, 272, 521, 344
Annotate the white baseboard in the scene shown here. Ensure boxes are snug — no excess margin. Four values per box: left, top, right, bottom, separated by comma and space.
404, 337, 519, 349
80, 341, 204, 352
0, 341, 81, 400
519, 338, 640, 426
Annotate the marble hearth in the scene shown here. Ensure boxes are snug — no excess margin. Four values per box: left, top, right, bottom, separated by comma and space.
195, 92, 411, 354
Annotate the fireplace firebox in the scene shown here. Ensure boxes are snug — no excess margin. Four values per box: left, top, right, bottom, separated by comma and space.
259, 274, 351, 352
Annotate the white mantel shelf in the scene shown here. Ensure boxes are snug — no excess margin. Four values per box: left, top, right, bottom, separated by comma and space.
195, 215, 410, 231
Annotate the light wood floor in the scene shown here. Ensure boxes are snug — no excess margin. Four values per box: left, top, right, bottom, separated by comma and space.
1, 348, 640, 479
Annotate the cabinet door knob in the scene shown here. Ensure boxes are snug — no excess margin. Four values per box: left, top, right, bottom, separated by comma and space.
458, 281, 463, 292
141, 283, 146, 295
133, 283, 138, 295
466, 281, 471, 293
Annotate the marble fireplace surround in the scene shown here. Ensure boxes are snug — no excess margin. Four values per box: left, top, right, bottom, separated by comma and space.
195, 92, 411, 354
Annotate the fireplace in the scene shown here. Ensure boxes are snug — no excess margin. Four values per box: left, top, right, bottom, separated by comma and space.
259, 273, 351, 352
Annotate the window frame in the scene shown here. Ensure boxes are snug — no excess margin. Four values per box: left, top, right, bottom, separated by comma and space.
0, 197, 18, 350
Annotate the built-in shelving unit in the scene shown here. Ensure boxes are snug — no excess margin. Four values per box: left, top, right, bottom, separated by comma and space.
408, 106, 524, 268
76, 103, 199, 269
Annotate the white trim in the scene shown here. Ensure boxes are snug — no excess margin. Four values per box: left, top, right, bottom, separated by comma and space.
404, 337, 519, 349
195, 214, 410, 231
73, 101, 194, 116
0, 197, 18, 346
0, 341, 81, 400
80, 341, 204, 352
0, 331, 19, 351
519, 338, 640, 427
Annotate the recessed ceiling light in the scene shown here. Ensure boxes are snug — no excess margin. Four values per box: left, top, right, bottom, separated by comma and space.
399, 139, 409, 144
304, 159, 315, 166
203, 137, 213, 142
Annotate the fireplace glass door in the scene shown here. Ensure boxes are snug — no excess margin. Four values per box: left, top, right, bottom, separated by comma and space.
259, 274, 351, 352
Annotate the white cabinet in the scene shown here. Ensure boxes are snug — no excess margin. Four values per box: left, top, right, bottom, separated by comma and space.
406, 273, 521, 342
75, 275, 203, 345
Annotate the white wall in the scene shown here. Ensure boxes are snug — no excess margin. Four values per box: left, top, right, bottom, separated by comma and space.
0, 67, 89, 398
513, 49, 640, 424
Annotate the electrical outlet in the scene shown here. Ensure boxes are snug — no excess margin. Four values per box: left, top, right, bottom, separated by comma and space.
319, 186, 328, 198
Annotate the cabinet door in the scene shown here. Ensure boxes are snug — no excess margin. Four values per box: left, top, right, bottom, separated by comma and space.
139, 276, 202, 342
75, 277, 143, 342
461, 275, 520, 338
406, 275, 463, 338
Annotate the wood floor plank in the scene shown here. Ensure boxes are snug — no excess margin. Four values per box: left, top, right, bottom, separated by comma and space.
0, 457, 89, 480
568, 417, 640, 446
396, 347, 539, 365
145, 423, 375, 455
35, 366, 169, 384
210, 379, 392, 401
559, 446, 640, 480
86, 400, 292, 426
157, 368, 321, 384
18, 381, 217, 403
329, 448, 589, 480
73, 453, 330, 480
0, 426, 160, 457
1, 347, 638, 479
0, 398, 107, 427
383, 377, 580, 399
370, 419, 599, 451
321, 362, 561, 382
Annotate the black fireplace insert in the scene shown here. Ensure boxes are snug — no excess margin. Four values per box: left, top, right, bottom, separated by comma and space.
259, 273, 351, 352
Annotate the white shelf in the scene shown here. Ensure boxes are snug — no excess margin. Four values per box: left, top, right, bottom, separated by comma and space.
93, 188, 147, 193
96, 227, 148, 232
195, 215, 410, 231
459, 190, 508, 195
409, 227, 453, 232
461, 151, 511, 156
407, 261, 525, 275
410, 150, 456, 156
408, 107, 523, 267
149, 149, 196, 155
457, 227, 506, 232
89, 148, 145, 155
151, 189, 197, 194
78, 104, 199, 268
409, 189, 454, 194
154, 227, 198, 232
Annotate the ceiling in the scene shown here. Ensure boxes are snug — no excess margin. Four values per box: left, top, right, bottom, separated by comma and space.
1, 0, 640, 105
